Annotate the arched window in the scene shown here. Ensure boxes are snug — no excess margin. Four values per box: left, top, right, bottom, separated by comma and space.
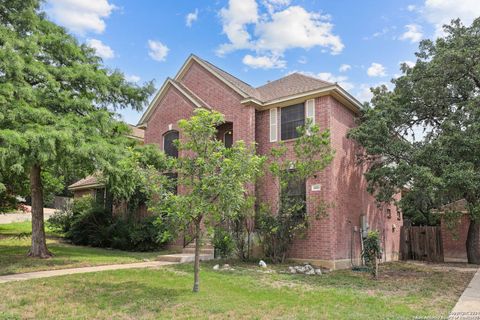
163, 130, 179, 158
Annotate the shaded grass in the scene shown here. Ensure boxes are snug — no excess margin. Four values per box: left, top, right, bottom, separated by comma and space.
0, 221, 169, 275
0, 260, 474, 319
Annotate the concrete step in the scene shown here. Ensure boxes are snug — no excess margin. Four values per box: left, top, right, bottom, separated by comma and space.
156, 253, 214, 263
182, 247, 214, 254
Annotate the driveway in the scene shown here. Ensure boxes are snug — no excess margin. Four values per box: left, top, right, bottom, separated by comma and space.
0, 207, 56, 224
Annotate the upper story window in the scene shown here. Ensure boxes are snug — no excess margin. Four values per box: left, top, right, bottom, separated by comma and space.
281, 103, 305, 140
163, 130, 179, 158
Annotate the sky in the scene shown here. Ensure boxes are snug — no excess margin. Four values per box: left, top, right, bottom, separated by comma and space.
43, 0, 480, 125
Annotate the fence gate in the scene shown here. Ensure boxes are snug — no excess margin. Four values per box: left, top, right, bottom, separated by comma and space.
400, 226, 444, 262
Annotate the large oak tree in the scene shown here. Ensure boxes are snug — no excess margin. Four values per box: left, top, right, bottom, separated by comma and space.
0, 0, 154, 257
349, 18, 480, 263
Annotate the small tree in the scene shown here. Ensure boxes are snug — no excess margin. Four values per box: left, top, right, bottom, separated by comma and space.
362, 231, 382, 279
256, 122, 334, 263
147, 109, 264, 292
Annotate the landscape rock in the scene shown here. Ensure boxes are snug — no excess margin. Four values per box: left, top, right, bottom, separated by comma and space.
259, 260, 267, 268
213, 264, 220, 270
288, 263, 323, 276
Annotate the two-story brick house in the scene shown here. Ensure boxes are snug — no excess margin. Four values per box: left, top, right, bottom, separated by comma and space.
136, 54, 402, 269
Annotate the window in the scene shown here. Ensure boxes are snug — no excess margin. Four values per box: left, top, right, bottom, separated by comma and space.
281, 173, 306, 216
163, 130, 179, 158
386, 208, 392, 219
281, 103, 305, 140
224, 131, 233, 148
165, 172, 178, 195
397, 210, 402, 221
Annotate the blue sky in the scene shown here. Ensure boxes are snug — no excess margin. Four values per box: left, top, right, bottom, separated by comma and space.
44, 0, 480, 125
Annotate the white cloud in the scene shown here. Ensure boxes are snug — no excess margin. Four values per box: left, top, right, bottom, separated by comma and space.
186, 9, 199, 27
86, 39, 114, 59
255, 6, 344, 55
401, 60, 415, 68
367, 63, 387, 77
262, 0, 291, 14
407, 4, 416, 11
399, 24, 423, 42
423, 0, 480, 36
217, 0, 344, 66
148, 40, 169, 62
125, 74, 141, 82
217, 0, 259, 55
242, 54, 286, 69
339, 64, 351, 72
47, 0, 115, 35
356, 84, 374, 103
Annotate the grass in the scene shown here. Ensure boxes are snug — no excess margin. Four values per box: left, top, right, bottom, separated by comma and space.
0, 221, 169, 275
0, 260, 474, 319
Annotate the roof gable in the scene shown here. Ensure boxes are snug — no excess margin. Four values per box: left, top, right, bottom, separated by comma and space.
138, 78, 211, 126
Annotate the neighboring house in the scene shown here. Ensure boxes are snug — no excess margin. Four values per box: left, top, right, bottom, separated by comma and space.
136, 54, 402, 269
68, 125, 146, 218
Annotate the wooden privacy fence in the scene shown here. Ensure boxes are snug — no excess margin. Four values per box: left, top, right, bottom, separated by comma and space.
400, 226, 444, 262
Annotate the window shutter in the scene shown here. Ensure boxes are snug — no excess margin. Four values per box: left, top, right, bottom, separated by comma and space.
306, 99, 315, 124
269, 108, 278, 142
306, 99, 315, 135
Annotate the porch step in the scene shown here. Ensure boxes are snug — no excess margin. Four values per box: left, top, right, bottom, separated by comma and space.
182, 247, 214, 254
156, 253, 214, 263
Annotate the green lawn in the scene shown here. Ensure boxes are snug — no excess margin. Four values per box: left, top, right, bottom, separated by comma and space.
0, 221, 169, 275
0, 261, 474, 319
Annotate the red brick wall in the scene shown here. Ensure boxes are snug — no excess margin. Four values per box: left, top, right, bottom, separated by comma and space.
255, 96, 401, 268
441, 214, 469, 262
179, 62, 256, 145
328, 97, 401, 266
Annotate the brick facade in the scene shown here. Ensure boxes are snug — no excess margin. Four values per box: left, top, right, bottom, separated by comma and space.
140, 56, 402, 269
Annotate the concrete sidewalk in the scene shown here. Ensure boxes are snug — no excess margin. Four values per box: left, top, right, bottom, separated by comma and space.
450, 268, 480, 319
0, 261, 176, 284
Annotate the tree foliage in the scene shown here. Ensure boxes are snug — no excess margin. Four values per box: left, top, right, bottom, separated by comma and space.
147, 109, 264, 292
349, 18, 480, 263
0, 0, 154, 257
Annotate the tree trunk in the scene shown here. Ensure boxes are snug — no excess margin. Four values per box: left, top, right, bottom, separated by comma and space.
192, 218, 202, 293
28, 164, 52, 258
466, 219, 480, 264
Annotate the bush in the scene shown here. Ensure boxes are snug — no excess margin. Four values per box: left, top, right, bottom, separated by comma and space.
256, 197, 309, 264
47, 207, 73, 234
48, 195, 170, 251
66, 196, 113, 247
213, 226, 235, 258
362, 230, 382, 279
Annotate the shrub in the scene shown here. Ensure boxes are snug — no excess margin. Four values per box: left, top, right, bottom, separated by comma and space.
48, 195, 170, 251
213, 226, 235, 258
362, 230, 382, 279
66, 196, 112, 247
47, 207, 73, 234
256, 197, 309, 264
